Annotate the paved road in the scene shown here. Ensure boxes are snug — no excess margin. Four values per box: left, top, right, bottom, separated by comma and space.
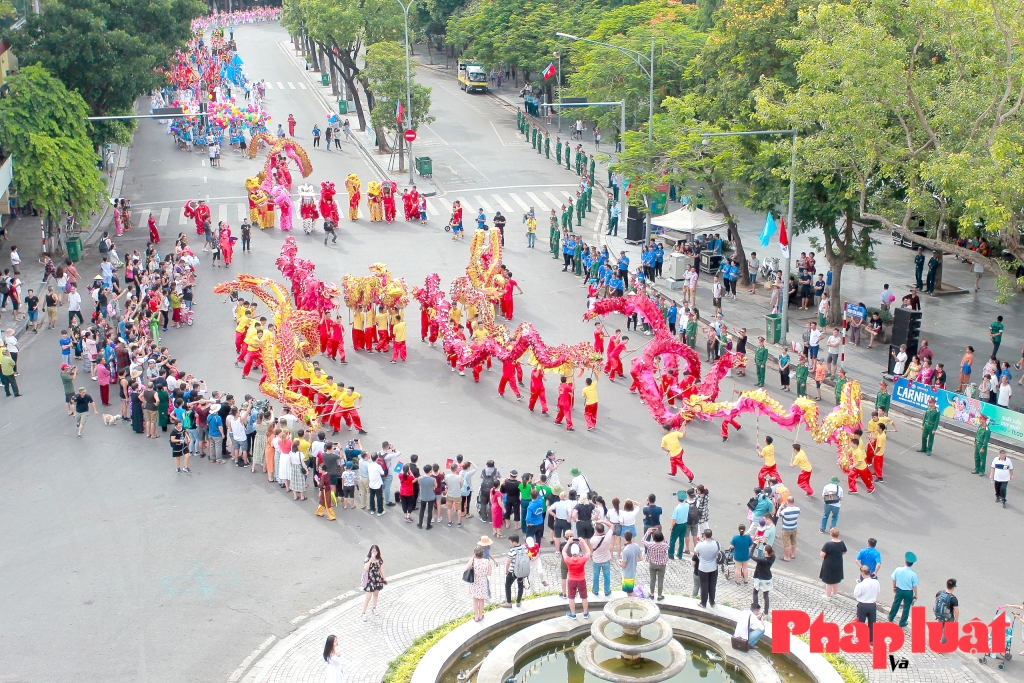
1, 22, 1021, 683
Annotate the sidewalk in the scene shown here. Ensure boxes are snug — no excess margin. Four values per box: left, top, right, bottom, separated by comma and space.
234, 553, 1002, 683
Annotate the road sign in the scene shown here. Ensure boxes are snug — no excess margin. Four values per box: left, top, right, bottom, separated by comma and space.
153, 107, 186, 116
844, 302, 867, 320
404, 129, 417, 142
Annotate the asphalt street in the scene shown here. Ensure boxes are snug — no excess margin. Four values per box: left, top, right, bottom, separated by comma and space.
1, 22, 1020, 683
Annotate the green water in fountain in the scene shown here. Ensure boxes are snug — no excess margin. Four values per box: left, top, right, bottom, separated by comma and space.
599, 621, 659, 646
511, 635, 751, 683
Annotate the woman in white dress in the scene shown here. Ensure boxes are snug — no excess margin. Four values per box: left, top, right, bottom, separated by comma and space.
323, 635, 344, 683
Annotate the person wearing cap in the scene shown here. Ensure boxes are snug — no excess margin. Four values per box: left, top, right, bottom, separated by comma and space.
74, 386, 99, 436
569, 467, 590, 499
919, 397, 939, 454
60, 363, 78, 414
973, 415, 991, 475
819, 476, 843, 532
668, 491, 689, 559
888, 552, 919, 628
753, 337, 768, 387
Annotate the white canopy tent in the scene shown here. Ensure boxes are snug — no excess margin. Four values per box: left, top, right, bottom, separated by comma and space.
651, 207, 728, 236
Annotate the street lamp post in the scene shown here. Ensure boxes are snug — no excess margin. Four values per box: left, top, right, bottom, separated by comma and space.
701, 130, 798, 343
397, 0, 415, 185
554, 51, 561, 133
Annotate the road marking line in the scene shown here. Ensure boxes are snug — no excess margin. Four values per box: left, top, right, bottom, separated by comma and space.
299, 82, 307, 89
264, 82, 272, 89
138, 209, 151, 225
425, 198, 441, 216
158, 207, 170, 226
525, 191, 549, 212
543, 191, 563, 208
508, 193, 531, 211
277, 82, 285, 90
201, 159, 206, 167
488, 120, 506, 146
218, 204, 228, 222
288, 82, 296, 89
178, 208, 187, 225
473, 195, 494, 213
492, 194, 513, 212
227, 635, 277, 683
237, 203, 247, 221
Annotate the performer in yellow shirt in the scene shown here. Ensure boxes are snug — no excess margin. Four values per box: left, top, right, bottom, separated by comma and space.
661, 423, 693, 481
234, 306, 252, 354
364, 305, 379, 352
391, 313, 407, 363
756, 435, 782, 488
789, 443, 813, 495
847, 433, 874, 493
238, 322, 263, 378
374, 307, 391, 353
352, 308, 366, 351
338, 386, 367, 433
582, 375, 599, 430
872, 423, 888, 482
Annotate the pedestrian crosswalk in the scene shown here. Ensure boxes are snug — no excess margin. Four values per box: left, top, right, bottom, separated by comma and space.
125, 189, 605, 234
262, 81, 310, 91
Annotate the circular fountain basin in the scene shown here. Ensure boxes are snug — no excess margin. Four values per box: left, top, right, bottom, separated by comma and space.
576, 636, 689, 683
604, 597, 661, 635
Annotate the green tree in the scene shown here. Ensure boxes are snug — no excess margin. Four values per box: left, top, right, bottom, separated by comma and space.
363, 40, 435, 162
4, 0, 205, 146
0, 66, 105, 254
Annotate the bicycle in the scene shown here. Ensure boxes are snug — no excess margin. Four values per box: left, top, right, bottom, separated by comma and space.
760, 256, 780, 284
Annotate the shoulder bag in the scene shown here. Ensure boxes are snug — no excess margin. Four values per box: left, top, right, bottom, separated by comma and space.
462, 564, 475, 584
731, 614, 752, 652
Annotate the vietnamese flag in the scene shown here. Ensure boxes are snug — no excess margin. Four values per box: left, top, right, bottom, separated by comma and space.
396, 100, 404, 123
779, 216, 790, 258
542, 63, 556, 80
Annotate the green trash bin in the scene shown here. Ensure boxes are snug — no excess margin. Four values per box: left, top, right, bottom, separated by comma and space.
321, 73, 330, 86
338, 99, 348, 114
66, 236, 83, 262
415, 156, 432, 177
765, 313, 782, 344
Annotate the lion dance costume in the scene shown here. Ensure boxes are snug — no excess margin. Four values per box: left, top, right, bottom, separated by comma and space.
271, 184, 294, 232
183, 199, 211, 236
299, 184, 319, 234
367, 181, 383, 222
345, 174, 361, 221
319, 181, 340, 226
381, 180, 397, 223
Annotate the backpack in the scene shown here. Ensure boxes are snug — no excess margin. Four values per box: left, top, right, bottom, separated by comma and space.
746, 496, 758, 511
934, 591, 954, 621
513, 547, 531, 578
686, 503, 700, 526
0, 278, 9, 295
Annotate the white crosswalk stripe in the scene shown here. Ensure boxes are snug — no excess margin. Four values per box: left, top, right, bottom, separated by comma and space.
525, 192, 548, 212
288, 82, 296, 89
425, 197, 441, 217
473, 195, 494, 214
543, 191, 563, 208
264, 82, 273, 89
237, 203, 247, 221
178, 208, 187, 225
218, 204, 228, 223
492, 195, 512, 212
508, 193, 530, 211
138, 209, 151, 225
299, 82, 307, 90
158, 207, 169, 227
276, 82, 285, 90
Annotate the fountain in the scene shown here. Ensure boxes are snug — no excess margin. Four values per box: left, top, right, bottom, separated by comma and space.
574, 597, 688, 683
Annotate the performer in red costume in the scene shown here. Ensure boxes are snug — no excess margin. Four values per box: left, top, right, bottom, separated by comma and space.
299, 184, 319, 235
272, 156, 293, 191
319, 182, 340, 244
553, 376, 575, 431
381, 181, 397, 223
528, 366, 548, 414
327, 315, 346, 362
498, 358, 522, 399
402, 186, 420, 221
148, 213, 161, 243
605, 335, 627, 380
219, 223, 235, 266
593, 322, 605, 354
501, 273, 523, 320
184, 199, 211, 236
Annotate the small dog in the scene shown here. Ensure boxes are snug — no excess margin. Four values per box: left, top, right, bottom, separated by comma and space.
102, 414, 121, 426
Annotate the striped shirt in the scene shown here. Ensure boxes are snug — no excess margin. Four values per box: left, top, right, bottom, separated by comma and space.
778, 505, 801, 530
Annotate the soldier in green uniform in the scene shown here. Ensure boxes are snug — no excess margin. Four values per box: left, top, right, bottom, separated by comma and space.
585, 183, 593, 212
685, 314, 699, 350
919, 397, 939, 454
795, 355, 809, 396
589, 154, 596, 179
564, 197, 574, 232
550, 214, 561, 258
576, 191, 584, 227
544, 133, 550, 158
556, 137, 562, 165
833, 368, 848, 404
532, 126, 538, 150
566, 145, 572, 170
973, 415, 991, 474
875, 381, 891, 412
913, 247, 925, 290
517, 109, 522, 132
538, 131, 544, 155
754, 337, 768, 387
576, 148, 583, 176
573, 238, 583, 275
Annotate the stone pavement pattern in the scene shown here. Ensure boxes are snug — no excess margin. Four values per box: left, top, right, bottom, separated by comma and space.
242, 555, 993, 683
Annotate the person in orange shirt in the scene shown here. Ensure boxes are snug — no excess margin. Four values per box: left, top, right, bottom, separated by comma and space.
554, 375, 574, 431
390, 314, 407, 362
328, 314, 346, 362
582, 375, 599, 430
528, 365, 548, 414
352, 308, 365, 351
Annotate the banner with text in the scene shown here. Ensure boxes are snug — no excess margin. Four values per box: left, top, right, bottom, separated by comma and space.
891, 377, 1024, 443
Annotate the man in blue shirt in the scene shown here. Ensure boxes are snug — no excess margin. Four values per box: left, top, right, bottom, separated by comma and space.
888, 552, 919, 627
207, 408, 225, 464
617, 252, 629, 281
669, 491, 689, 559
476, 208, 487, 229
667, 304, 678, 335
607, 204, 620, 236
654, 244, 664, 277
525, 489, 546, 541
856, 538, 882, 578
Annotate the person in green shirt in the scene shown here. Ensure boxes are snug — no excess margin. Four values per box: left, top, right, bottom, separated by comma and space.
973, 415, 991, 474
685, 315, 698, 351
875, 381, 891, 412
565, 198, 574, 232
589, 154, 596, 179
544, 133, 550, 158
754, 338, 769, 387
990, 315, 1004, 358
566, 145, 572, 170
518, 474, 538, 533
60, 365, 78, 414
795, 356, 809, 397
573, 240, 583, 276
919, 397, 939, 454
585, 184, 593, 212
531, 126, 538, 150
576, 193, 585, 227
556, 138, 562, 165
0, 348, 20, 397
833, 368, 848, 404
550, 218, 561, 259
